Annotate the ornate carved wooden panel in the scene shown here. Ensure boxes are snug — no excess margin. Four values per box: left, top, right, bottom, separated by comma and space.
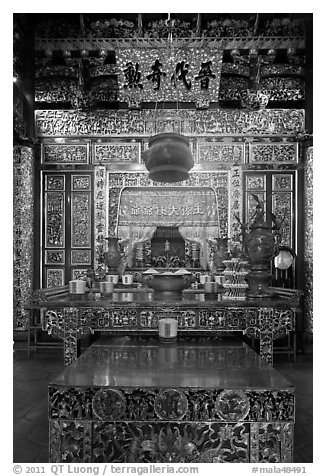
243, 171, 296, 249
41, 140, 90, 164
197, 142, 244, 163
304, 146, 313, 333
35, 109, 305, 137
248, 142, 298, 164
13, 146, 34, 330
93, 142, 141, 164
42, 172, 94, 287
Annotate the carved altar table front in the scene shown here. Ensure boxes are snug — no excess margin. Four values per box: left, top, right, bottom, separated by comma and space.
49, 337, 295, 463
26, 288, 298, 367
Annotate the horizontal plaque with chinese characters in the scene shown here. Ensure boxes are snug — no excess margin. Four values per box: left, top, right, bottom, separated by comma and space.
116, 46, 222, 105
118, 187, 219, 226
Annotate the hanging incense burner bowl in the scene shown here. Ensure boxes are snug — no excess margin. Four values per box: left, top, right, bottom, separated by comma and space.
143, 133, 194, 183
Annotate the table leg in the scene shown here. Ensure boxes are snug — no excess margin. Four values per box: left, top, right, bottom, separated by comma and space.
63, 307, 79, 367
259, 308, 274, 366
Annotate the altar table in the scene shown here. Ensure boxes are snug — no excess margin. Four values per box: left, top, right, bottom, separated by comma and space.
26, 288, 299, 366
48, 337, 295, 463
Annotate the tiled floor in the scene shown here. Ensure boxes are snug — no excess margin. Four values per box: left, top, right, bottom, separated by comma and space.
13, 340, 313, 463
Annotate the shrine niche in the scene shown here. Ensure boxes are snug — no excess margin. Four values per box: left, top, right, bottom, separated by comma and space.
106, 176, 230, 271
116, 185, 222, 270
149, 227, 186, 269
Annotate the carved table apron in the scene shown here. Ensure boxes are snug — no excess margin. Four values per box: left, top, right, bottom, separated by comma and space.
26, 290, 296, 367
48, 338, 295, 463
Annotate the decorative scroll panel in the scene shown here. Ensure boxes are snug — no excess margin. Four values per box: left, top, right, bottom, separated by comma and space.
46, 269, 64, 288
115, 46, 223, 107
71, 193, 91, 248
197, 142, 244, 164
41, 141, 89, 164
249, 143, 298, 164
35, 109, 305, 137
45, 192, 65, 248
230, 166, 243, 244
93, 142, 141, 164
13, 146, 34, 331
94, 166, 107, 275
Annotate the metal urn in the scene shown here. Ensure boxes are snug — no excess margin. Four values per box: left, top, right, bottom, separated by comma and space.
244, 199, 278, 297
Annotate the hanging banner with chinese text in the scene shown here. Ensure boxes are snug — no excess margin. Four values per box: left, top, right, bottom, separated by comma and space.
117, 187, 219, 227
116, 46, 223, 107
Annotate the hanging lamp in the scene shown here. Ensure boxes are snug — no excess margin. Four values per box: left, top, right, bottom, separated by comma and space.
142, 13, 194, 183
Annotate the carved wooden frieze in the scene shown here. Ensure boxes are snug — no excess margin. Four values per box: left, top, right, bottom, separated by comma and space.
248, 143, 298, 164
197, 142, 244, 163
260, 77, 305, 102
93, 142, 141, 164
35, 109, 305, 137
35, 78, 77, 103
41, 141, 90, 164
49, 385, 294, 424
50, 420, 251, 463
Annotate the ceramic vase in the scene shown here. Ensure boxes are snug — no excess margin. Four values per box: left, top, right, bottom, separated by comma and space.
104, 237, 121, 272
